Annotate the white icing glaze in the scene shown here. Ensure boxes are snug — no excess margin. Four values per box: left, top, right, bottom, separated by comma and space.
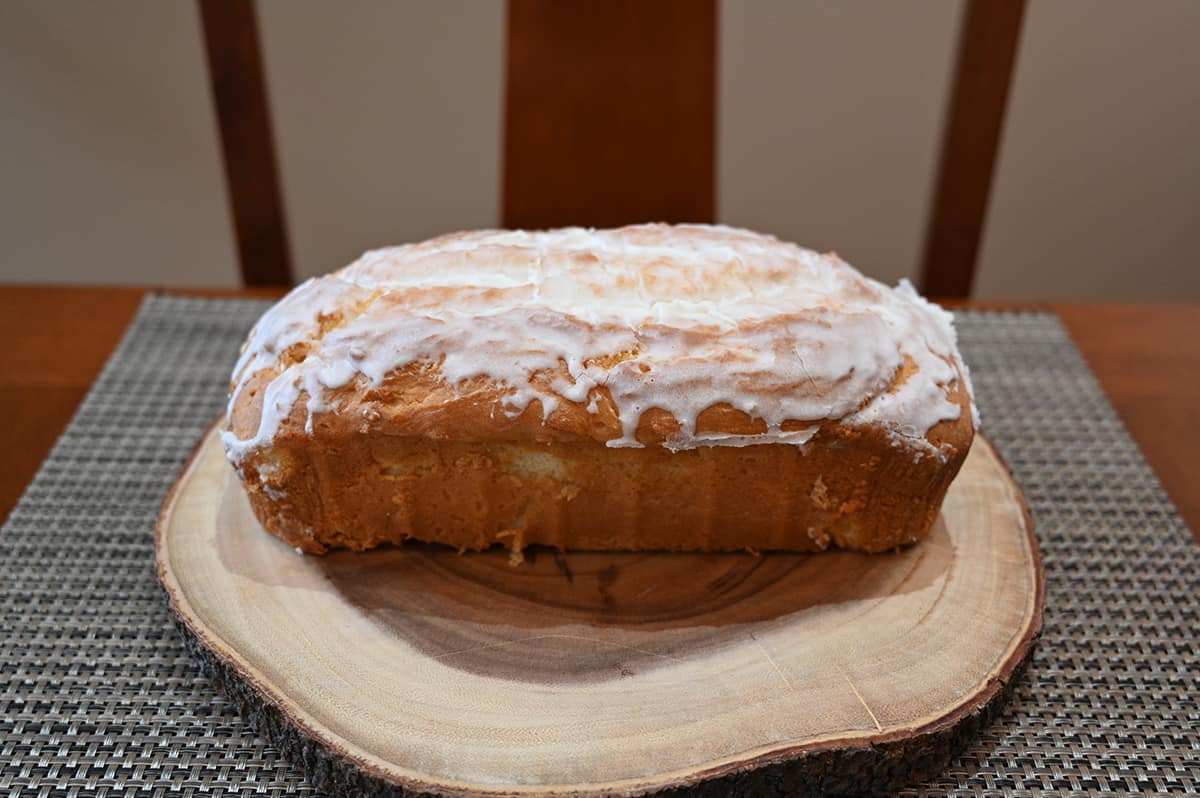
223, 224, 975, 462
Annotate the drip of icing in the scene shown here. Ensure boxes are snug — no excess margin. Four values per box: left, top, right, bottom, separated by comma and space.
666, 426, 821, 453
222, 224, 975, 461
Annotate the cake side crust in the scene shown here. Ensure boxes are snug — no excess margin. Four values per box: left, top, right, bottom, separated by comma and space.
232, 379, 973, 556
221, 224, 979, 554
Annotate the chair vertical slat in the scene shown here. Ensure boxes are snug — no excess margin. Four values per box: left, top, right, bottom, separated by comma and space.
920, 0, 1026, 298
198, 0, 293, 286
503, 0, 717, 230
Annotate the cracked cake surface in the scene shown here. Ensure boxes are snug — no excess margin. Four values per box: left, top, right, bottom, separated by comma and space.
223, 224, 976, 556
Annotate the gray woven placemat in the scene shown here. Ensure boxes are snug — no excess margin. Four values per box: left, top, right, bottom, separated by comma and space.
1, 296, 1197, 797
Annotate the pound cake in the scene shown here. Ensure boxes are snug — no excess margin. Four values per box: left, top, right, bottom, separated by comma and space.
223, 224, 977, 557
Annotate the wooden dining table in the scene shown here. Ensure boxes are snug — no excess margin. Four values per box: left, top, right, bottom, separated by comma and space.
2, 285, 1197, 542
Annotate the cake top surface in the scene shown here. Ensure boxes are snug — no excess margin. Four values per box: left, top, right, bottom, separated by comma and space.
224, 224, 975, 459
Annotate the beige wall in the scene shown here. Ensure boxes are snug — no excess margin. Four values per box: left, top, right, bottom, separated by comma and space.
2, 1, 1198, 299
719, 0, 963, 286
0, 1, 238, 286
974, 0, 1200, 300
256, 0, 504, 281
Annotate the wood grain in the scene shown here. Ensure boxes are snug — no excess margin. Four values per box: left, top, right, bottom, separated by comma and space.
158, 427, 1042, 796
503, 0, 716, 229
920, 0, 1026, 297
198, 0, 294, 286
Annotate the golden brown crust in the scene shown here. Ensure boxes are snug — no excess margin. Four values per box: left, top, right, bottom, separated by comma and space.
231, 379, 973, 556
224, 225, 977, 555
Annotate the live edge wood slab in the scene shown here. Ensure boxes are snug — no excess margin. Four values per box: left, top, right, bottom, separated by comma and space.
156, 426, 1043, 797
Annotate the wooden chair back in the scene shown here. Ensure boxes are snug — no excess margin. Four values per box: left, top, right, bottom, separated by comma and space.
199, 0, 1024, 295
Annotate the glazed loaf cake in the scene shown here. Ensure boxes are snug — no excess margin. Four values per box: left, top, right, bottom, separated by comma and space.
223, 224, 977, 556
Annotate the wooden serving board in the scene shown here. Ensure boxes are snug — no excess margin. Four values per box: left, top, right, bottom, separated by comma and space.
157, 427, 1043, 797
